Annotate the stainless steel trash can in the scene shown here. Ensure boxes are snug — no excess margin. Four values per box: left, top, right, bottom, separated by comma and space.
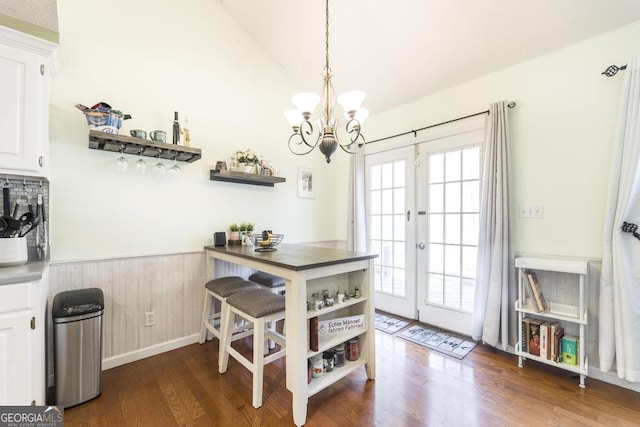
53, 288, 104, 408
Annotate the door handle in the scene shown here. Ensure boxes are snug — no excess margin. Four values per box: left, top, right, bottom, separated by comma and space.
417, 242, 426, 250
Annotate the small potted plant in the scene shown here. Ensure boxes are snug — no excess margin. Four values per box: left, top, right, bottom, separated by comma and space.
229, 222, 240, 242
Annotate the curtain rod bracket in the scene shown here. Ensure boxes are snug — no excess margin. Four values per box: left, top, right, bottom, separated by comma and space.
412, 130, 417, 137
507, 102, 516, 108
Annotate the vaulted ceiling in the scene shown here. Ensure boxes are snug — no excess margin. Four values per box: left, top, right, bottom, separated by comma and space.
221, 0, 640, 114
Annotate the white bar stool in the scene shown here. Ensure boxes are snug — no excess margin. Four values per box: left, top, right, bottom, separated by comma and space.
198, 276, 260, 344
218, 288, 286, 408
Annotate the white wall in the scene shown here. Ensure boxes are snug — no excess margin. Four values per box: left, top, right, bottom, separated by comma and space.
49, 0, 342, 262
365, 21, 640, 259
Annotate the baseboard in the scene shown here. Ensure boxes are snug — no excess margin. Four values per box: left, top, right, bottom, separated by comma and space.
502, 344, 640, 393
102, 334, 200, 371
588, 367, 640, 393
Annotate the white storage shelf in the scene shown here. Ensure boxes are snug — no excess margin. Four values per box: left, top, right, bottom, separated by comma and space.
515, 256, 589, 387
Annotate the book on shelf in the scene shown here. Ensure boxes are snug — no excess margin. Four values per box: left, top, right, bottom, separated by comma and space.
526, 271, 548, 313
561, 335, 578, 365
527, 318, 544, 357
521, 317, 532, 353
540, 321, 550, 359
552, 325, 564, 362
521, 270, 536, 309
309, 316, 319, 352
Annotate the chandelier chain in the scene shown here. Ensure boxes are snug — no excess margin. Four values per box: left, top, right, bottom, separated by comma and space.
325, 0, 330, 71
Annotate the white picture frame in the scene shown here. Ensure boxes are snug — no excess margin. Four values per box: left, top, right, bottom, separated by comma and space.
297, 166, 316, 199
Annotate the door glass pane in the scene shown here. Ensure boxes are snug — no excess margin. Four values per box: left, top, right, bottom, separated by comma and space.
393, 188, 405, 214
462, 246, 477, 278
371, 215, 381, 240
381, 163, 393, 188
429, 153, 444, 183
381, 266, 393, 293
394, 242, 405, 268
445, 182, 461, 212
370, 190, 382, 215
462, 214, 479, 246
382, 216, 393, 240
444, 245, 460, 276
444, 214, 460, 244
461, 278, 475, 311
445, 151, 461, 182
394, 160, 405, 186
429, 244, 443, 274
374, 265, 382, 291
462, 181, 479, 212
429, 184, 443, 213
370, 165, 382, 190
382, 189, 393, 214
381, 241, 392, 266
462, 147, 480, 180
429, 214, 443, 243
394, 215, 405, 241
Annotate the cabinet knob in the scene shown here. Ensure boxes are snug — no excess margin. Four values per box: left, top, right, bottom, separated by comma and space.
39, 156, 43, 167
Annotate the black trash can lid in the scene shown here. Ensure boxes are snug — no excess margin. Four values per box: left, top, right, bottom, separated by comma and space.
52, 288, 104, 318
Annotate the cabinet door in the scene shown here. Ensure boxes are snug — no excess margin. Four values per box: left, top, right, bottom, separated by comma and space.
0, 310, 32, 405
0, 42, 43, 174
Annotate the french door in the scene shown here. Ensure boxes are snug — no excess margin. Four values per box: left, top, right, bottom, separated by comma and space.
415, 128, 483, 336
365, 146, 416, 318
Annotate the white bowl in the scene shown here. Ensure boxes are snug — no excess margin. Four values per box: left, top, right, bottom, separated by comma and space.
0, 237, 28, 267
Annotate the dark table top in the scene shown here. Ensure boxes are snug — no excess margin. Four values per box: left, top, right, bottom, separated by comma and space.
203, 244, 377, 271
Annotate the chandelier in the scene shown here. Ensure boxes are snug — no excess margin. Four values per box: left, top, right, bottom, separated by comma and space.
284, 0, 368, 163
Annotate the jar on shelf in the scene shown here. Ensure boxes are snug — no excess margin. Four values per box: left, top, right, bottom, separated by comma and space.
311, 354, 323, 378
323, 351, 334, 372
334, 344, 345, 367
346, 337, 359, 361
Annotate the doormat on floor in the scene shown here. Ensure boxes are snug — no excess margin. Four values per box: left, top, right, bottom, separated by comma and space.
374, 312, 411, 334
397, 325, 477, 359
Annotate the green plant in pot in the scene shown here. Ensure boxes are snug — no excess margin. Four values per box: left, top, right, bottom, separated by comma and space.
229, 222, 240, 241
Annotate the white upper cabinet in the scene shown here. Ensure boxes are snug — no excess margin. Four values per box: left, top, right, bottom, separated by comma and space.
0, 26, 57, 177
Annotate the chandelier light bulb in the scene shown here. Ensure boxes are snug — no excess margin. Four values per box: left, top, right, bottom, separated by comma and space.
345, 108, 369, 125
337, 90, 366, 115
284, 109, 303, 128
292, 92, 320, 117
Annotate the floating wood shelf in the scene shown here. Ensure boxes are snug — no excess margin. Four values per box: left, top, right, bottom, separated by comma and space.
209, 169, 286, 187
88, 130, 202, 163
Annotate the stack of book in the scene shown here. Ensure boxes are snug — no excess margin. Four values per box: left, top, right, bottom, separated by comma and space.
521, 317, 578, 365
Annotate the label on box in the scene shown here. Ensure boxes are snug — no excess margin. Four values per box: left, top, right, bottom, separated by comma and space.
318, 315, 365, 336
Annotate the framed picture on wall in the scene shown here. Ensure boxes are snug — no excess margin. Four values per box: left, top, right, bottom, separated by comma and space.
297, 166, 316, 199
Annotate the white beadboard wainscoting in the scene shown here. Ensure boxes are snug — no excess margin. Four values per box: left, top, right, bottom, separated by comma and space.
48, 252, 207, 371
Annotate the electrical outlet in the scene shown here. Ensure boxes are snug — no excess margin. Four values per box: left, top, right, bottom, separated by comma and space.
145, 311, 155, 327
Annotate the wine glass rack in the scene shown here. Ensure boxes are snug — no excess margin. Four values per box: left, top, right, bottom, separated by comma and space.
88, 130, 201, 163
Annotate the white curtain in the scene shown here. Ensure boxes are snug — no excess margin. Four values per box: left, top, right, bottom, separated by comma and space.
347, 144, 367, 252
600, 56, 640, 383
472, 100, 514, 350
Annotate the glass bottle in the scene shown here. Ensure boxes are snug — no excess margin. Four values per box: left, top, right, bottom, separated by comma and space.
172, 111, 180, 145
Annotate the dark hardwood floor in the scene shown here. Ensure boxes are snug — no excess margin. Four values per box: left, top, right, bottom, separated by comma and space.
64, 329, 640, 426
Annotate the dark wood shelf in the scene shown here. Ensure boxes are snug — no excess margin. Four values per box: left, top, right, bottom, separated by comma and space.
88, 130, 202, 163
209, 169, 286, 187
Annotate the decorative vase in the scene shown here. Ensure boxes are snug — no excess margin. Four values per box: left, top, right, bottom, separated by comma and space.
244, 163, 256, 173
230, 231, 240, 241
